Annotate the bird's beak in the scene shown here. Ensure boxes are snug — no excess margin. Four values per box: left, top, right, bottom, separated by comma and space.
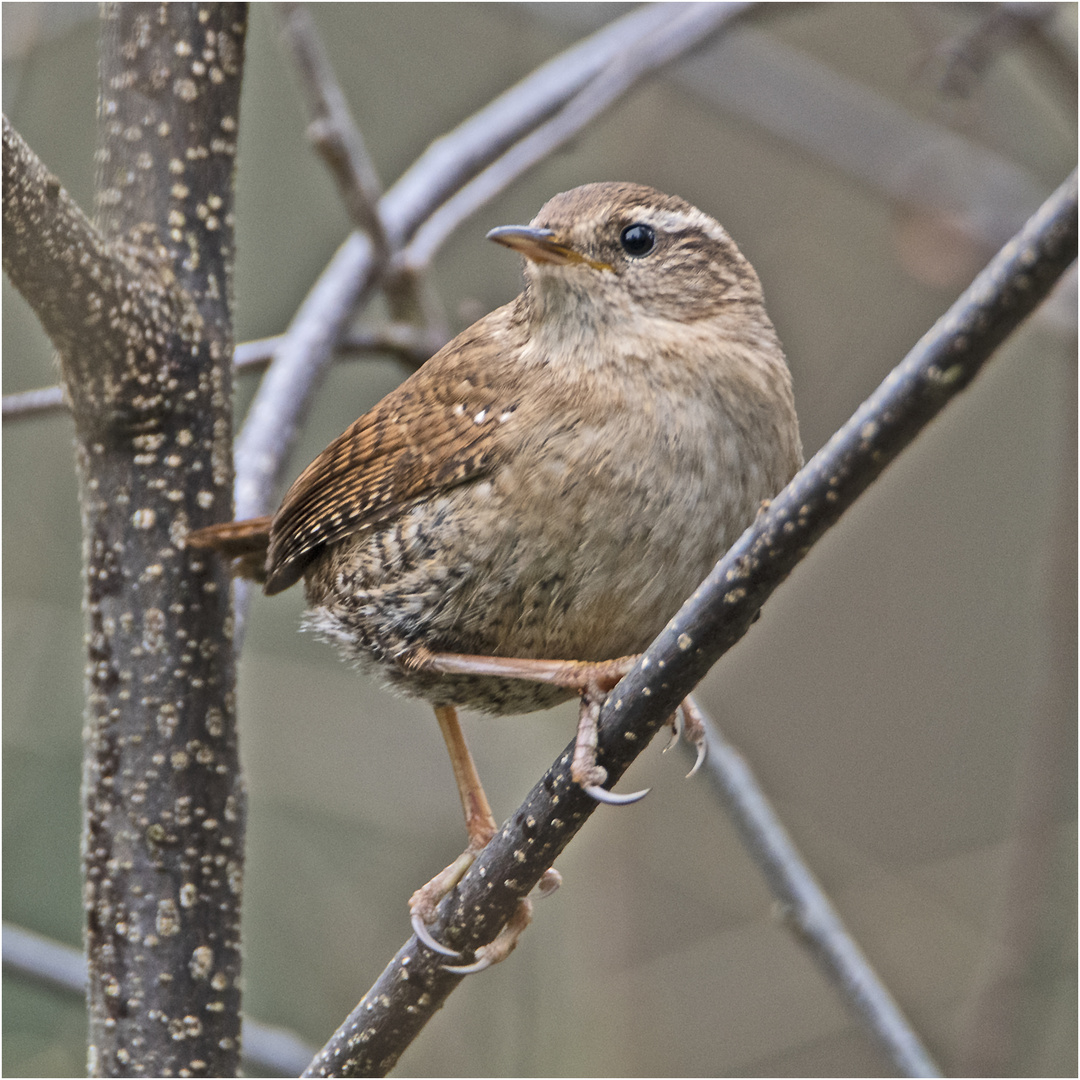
487, 225, 613, 272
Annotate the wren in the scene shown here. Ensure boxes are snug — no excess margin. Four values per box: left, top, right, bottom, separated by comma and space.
188, 182, 803, 968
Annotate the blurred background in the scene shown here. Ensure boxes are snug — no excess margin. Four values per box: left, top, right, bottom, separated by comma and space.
3, 3, 1076, 1075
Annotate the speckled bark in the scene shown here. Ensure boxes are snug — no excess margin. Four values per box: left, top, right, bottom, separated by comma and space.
3, 4, 247, 1076
303, 172, 1076, 1078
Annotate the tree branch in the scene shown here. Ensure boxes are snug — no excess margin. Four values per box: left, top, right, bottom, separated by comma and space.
2, 922, 317, 1078
1, 323, 445, 423
2, 382, 67, 421
276, 1, 444, 336
2, 116, 182, 426
928, 2, 1061, 99
276, 1, 388, 265
234, 324, 444, 373
691, 704, 941, 1077
302, 169, 1076, 1079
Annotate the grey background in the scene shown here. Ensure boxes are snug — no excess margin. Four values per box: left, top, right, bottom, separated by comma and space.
4, 4, 1076, 1075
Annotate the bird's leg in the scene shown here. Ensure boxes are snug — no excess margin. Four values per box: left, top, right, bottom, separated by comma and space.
412, 650, 649, 803
409, 704, 562, 966
407, 664, 707, 966
410, 650, 638, 688
415, 651, 710, 794
408, 704, 497, 956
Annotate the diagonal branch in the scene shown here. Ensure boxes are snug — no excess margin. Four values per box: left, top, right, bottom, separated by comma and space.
302, 170, 1076, 1079
275, 1, 445, 335
927, 2, 1064, 100
2, 922, 317, 1078
277, 1, 388, 264
691, 704, 942, 1076
2, 116, 183, 426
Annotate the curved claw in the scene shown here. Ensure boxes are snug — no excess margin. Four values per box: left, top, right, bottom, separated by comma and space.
686, 737, 708, 778
662, 722, 680, 753
442, 954, 493, 976
582, 783, 650, 805
410, 912, 461, 958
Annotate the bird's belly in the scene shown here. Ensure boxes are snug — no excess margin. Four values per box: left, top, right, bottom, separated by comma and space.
302, 442, 755, 715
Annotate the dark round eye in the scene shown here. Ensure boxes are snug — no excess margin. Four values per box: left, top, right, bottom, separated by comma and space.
619, 222, 656, 257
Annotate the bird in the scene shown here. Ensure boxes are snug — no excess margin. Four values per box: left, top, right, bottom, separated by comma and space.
187, 181, 803, 969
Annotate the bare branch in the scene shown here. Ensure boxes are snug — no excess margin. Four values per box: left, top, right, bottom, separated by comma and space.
690, 704, 941, 1077
2, 324, 444, 423
303, 170, 1077, 1080
2, 922, 317, 1077
235, 324, 443, 372
277, 2, 388, 264
674, 23, 1049, 253
928, 2, 1060, 98
275, 2, 447, 334
2, 116, 180, 425
2, 383, 67, 421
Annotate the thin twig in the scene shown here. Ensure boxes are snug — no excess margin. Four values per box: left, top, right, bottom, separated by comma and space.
237, 325, 443, 373
1, 324, 444, 423
277, 2, 388, 265
929, 2, 1059, 98
686, 703, 941, 1077
277, 1, 449, 333
2, 383, 67, 421
1, 923, 317, 1078
303, 171, 1077, 1080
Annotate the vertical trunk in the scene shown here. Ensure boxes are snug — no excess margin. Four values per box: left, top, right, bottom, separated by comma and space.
77, 5, 247, 1074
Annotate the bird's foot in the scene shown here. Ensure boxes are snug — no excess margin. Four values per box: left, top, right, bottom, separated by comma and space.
408, 843, 483, 957
570, 686, 651, 805
410, 857, 562, 972
443, 895, 532, 975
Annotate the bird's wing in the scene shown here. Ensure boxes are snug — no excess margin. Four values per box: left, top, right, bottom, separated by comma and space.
265, 305, 526, 595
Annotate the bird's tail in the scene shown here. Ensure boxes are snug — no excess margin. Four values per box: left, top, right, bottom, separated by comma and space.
186, 516, 272, 584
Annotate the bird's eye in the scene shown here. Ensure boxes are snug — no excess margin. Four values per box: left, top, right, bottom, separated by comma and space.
619, 223, 656, 257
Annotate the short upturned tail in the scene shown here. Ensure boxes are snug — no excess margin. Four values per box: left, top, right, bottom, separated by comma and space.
186, 516, 273, 584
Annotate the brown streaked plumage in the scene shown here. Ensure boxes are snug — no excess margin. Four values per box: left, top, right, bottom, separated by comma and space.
187, 182, 803, 968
